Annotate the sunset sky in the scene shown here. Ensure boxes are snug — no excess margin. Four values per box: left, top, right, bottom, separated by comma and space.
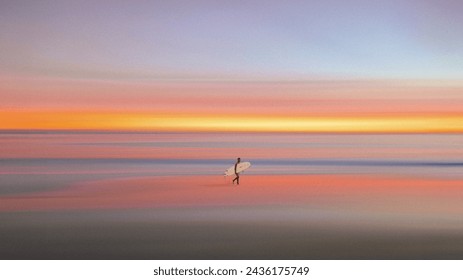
1, 0, 462, 132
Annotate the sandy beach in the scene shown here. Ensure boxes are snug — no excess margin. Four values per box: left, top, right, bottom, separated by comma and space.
2, 173, 463, 259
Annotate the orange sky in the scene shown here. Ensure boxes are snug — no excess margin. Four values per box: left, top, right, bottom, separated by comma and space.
1, 0, 462, 134
1, 110, 463, 133
1, 76, 462, 133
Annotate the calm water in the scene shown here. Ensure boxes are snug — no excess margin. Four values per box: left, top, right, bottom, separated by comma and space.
1, 131, 463, 259
1, 132, 462, 194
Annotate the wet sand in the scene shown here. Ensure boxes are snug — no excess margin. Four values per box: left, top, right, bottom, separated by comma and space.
2, 174, 463, 259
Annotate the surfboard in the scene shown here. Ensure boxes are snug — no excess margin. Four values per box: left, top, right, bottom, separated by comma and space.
224, 162, 251, 176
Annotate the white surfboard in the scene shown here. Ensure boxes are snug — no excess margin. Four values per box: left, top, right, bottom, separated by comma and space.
224, 162, 251, 176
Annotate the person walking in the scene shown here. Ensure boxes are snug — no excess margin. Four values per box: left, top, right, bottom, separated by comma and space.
232, 157, 241, 185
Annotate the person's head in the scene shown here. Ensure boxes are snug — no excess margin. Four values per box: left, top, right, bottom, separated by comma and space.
237, 157, 241, 162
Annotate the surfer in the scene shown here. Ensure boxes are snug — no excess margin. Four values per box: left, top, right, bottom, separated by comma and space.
232, 157, 241, 185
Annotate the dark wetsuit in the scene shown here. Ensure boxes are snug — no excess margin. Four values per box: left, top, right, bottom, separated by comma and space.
232, 160, 240, 185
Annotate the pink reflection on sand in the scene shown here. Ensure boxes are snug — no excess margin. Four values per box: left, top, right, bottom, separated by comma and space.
1, 175, 462, 215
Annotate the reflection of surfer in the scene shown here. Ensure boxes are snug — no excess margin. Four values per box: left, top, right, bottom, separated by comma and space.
232, 157, 241, 185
